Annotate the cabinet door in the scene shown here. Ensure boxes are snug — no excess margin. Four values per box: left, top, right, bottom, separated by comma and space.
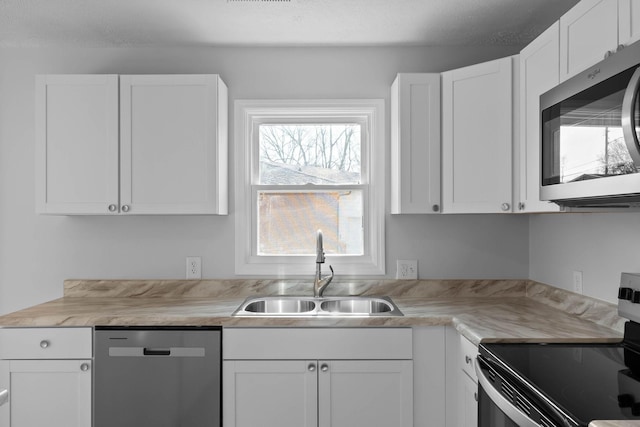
120, 74, 228, 215
0, 360, 91, 427
223, 360, 318, 427
619, 0, 640, 45
442, 57, 513, 213
518, 22, 562, 213
559, 0, 619, 81
35, 75, 119, 215
391, 73, 441, 214
461, 372, 478, 427
318, 360, 413, 427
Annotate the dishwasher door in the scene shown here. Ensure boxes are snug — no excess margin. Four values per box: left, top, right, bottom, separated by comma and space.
94, 326, 221, 427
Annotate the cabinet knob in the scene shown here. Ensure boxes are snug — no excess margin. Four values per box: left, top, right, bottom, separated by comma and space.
80, 363, 90, 372
40, 340, 50, 349
308, 363, 316, 372
121, 204, 130, 213
432, 204, 440, 212
108, 204, 117, 212
518, 202, 525, 211
474, 392, 478, 402
320, 364, 329, 372
617, 44, 626, 52
605, 50, 613, 59
501, 203, 510, 211
465, 355, 472, 364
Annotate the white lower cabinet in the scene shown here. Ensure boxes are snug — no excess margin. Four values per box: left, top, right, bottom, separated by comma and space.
445, 327, 479, 427
223, 327, 437, 427
0, 328, 92, 427
0, 360, 91, 427
224, 360, 317, 427
224, 359, 412, 427
460, 372, 478, 427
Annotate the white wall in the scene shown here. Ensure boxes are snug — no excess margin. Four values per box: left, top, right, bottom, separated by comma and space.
530, 212, 640, 304
0, 45, 529, 315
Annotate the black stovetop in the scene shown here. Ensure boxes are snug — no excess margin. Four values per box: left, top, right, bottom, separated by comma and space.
480, 322, 640, 425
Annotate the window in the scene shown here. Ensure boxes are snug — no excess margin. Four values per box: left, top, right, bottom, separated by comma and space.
235, 100, 385, 276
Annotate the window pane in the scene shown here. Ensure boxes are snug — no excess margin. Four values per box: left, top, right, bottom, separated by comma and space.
258, 191, 363, 256
258, 124, 361, 185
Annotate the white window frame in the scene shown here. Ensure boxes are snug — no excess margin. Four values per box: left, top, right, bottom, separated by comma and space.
234, 99, 385, 276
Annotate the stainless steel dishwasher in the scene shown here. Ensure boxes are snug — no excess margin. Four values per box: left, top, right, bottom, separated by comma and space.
94, 326, 221, 427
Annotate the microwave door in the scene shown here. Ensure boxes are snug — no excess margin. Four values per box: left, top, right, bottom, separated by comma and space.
622, 67, 640, 167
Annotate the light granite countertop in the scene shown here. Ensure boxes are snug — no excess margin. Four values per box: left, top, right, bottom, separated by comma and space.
0, 278, 635, 426
0, 279, 626, 346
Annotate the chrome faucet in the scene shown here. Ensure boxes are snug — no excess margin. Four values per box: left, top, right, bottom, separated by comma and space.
314, 230, 334, 297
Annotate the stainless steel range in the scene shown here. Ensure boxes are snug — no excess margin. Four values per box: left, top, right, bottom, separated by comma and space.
477, 273, 640, 426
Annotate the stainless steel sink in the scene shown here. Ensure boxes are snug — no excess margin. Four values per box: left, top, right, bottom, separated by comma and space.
319, 298, 394, 314
243, 298, 316, 314
232, 296, 403, 317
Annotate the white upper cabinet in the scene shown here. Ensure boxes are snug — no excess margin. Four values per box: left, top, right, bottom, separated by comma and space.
35, 75, 120, 215
619, 0, 640, 45
390, 73, 441, 214
36, 74, 228, 215
518, 22, 562, 213
442, 56, 515, 214
120, 75, 228, 215
559, 0, 622, 81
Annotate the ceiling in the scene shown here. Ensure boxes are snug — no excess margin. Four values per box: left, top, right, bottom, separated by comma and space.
0, 0, 580, 48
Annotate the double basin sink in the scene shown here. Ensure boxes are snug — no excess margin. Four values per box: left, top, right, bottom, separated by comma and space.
232, 295, 403, 317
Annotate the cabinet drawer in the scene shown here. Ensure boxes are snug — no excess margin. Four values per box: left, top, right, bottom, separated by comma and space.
460, 335, 478, 382
224, 328, 412, 360
0, 328, 92, 359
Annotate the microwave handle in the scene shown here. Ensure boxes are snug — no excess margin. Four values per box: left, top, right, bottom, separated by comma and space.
622, 67, 640, 167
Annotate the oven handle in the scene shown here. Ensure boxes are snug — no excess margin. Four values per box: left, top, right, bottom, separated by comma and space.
476, 356, 574, 427
475, 360, 540, 427
622, 67, 640, 167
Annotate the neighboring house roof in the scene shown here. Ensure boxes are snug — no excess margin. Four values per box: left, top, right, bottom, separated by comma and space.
260, 161, 360, 185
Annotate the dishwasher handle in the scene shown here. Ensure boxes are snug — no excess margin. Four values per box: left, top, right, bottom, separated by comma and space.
143, 348, 171, 356
108, 347, 205, 357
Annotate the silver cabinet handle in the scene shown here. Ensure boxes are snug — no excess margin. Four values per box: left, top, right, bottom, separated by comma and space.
0, 389, 8, 407
121, 205, 130, 213
320, 364, 329, 372
308, 363, 316, 372
622, 68, 640, 167
474, 392, 478, 402
40, 340, 49, 349
108, 204, 117, 212
501, 203, 510, 211
80, 363, 90, 372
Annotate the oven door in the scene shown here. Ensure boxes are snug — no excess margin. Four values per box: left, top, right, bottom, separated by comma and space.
478, 383, 528, 427
476, 355, 577, 427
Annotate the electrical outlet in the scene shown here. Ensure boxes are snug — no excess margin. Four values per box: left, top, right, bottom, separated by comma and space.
186, 257, 201, 279
396, 260, 418, 280
573, 270, 583, 294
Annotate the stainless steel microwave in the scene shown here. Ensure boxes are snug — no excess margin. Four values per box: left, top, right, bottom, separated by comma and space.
540, 41, 640, 208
